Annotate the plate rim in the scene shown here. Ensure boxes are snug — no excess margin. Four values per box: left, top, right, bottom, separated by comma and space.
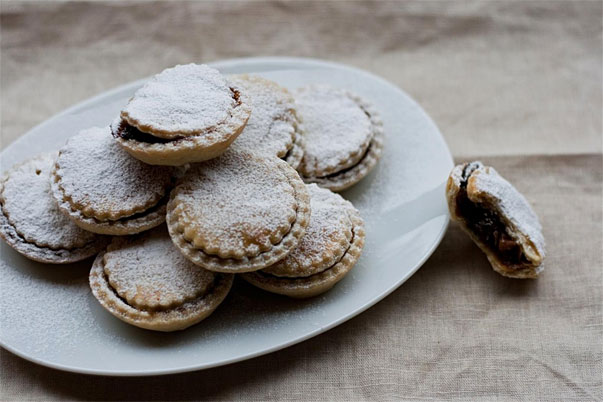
0, 56, 452, 376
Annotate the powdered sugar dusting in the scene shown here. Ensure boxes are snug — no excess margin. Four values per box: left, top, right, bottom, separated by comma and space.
0, 261, 103, 358
471, 165, 546, 253
1, 153, 97, 249
229, 75, 296, 158
122, 64, 236, 137
171, 151, 297, 258
103, 227, 216, 310
296, 85, 372, 175
264, 184, 353, 278
55, 127, 173, 221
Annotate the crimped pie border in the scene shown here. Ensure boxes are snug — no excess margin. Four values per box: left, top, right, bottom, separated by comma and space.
167, 158, 311, 273
282, 118, 305, 170
90, 251, 234, 332
263, 184, 353, 278
230, 74, 300, 159
241, 203, 365, 298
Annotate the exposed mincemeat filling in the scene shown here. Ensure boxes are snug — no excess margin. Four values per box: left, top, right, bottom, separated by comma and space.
456, 164, 529, 266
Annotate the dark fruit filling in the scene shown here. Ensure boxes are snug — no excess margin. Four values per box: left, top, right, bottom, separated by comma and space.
318, 143, 372, 179
112, 120, 177, 144
456, 163, 529, 266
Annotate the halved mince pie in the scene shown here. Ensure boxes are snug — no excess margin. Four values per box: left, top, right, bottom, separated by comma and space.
242, 184, 365, 298
0, 153, 109, 263
295, 85, 384, 192
229, 74, 305, 169
89, 226, 233, 332
446, 161, 546, 279
111, 64, 251, 166
52, 127, 176, 235
167, 150, 311, 273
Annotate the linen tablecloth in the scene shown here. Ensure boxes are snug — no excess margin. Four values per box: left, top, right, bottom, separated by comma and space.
1, 1, 601, 400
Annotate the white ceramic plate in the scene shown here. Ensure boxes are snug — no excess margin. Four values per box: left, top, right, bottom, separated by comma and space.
0, 57, 452, 376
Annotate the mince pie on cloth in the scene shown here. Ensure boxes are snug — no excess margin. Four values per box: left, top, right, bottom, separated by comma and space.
295, 85, 384, 191
89, 226, 233, 332
167, 150, 311, 273
446, 161, 546, 279
242, 184, 365, 298
229, 74, 305, 169
0, 153, 109, 263
52, 127, 176, 235
112, 64, 251, 166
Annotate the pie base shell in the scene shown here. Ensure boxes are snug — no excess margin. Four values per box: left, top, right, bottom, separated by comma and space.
113, 116, 249, 166
90, 251, 234, 332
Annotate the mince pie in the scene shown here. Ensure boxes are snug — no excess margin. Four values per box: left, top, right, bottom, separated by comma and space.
0, 153, 109, 263
167, 150, 311, 273
446, 161, 546, 278
112, 64, 251, 166
242, 184, 365, 297
90, 226, 233, 331
229, 74, 304, 169
295, 85, 384, 191
52, 127, 176, 235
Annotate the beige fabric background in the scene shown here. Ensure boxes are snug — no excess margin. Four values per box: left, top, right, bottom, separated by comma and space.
1, 1, 601, 401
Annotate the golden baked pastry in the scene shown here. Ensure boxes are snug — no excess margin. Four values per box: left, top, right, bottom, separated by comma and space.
0, 153, 109, 263
89, 226, 234, 332
112, 64, 251, 166
229, 74, 304, 169
242, 184, 365, 298
295, 85, 384, 191
446, 161, 546, 279
167, 150, 311, 273
52, 127, 176, 235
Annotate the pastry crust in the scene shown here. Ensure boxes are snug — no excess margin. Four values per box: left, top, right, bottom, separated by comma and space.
113, 64, 251, 166
296, 87, 384, 191
167, 151, 311, 273
122, 64, 250, 139
51, 181, 168, 236
0, 154, 109, 264
52, 127, 176, 235
89, 229, 234, 332
228, 75, 304, 169
304, 120, 384, 192
242, 198, 365, 298
262, 184, 353, 278
446, 161, 546, 279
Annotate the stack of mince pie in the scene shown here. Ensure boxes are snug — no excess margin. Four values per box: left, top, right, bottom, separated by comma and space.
1, 64, 383, 332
